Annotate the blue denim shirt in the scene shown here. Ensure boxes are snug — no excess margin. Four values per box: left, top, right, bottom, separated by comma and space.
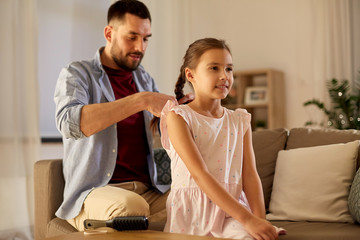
54, 48, 170, 220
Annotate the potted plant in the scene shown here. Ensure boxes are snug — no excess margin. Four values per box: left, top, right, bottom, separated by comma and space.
303, 73, 360, 130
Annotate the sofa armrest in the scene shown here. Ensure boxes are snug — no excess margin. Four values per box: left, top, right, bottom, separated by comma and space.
34, 159, 64, 240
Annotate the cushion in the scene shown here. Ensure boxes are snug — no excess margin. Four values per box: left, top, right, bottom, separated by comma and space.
270, 220, 360, 240
267, 141, 359, 222
252, 128, 288, 210
348, 168, 360, 223
154, 148, 171, 185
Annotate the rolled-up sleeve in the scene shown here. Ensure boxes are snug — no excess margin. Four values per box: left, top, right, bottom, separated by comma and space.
54, 65, 89, 139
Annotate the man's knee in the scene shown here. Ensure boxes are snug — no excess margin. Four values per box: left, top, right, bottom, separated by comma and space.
107, 191, 150, 218
85, 186, 150, 220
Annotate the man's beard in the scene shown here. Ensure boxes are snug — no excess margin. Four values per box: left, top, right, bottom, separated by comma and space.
112, 52, 143, 71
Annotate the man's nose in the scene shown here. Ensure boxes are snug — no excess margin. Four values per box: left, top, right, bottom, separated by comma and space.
134, 39, 145, 53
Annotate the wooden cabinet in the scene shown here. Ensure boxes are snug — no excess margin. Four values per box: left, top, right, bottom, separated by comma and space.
223, 69, 285, 130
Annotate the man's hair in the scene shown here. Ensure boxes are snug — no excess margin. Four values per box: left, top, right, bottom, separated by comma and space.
107, 0, 151, 24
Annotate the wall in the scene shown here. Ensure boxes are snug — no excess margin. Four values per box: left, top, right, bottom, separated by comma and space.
141, 0, 331, 129
38, 0, 359, 140
38, 0, 108, 138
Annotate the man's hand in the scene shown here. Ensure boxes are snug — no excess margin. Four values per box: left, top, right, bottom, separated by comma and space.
142, 92, 176, 117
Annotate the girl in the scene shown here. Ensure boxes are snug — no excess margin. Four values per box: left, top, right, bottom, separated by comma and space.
160, 38, 284, 240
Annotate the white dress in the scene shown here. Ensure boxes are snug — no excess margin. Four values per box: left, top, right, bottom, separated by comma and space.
160, 100, 254, 240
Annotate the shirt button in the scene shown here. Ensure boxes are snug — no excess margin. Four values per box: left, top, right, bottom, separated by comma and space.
107, 173, 111, 177
112, 149, 116, 153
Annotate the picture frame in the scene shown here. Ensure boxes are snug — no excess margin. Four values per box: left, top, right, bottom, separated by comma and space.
244, 86, 268, 105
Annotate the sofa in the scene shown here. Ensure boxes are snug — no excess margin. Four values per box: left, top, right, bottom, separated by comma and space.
34, 127, 360, 240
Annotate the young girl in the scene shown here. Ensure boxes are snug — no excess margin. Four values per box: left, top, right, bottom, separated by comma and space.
160, 38, 284, 240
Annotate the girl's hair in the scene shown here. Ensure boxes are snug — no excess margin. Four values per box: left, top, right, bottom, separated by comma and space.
174, 38, 231, 101
151, 38, 231, 132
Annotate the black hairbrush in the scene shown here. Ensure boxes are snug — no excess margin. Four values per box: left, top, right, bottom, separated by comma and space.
84, 216, 148, 231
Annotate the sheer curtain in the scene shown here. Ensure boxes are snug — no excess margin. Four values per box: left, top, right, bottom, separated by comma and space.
312, 0, 352, 101
0, 0, 40, 239
305, 0, 352, 125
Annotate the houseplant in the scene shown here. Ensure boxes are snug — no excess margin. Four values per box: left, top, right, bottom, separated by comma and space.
303, 74, 360, 130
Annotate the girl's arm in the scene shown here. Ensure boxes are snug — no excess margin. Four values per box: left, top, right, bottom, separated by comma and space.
166, 111, 277, 240
242, 127, 266, 219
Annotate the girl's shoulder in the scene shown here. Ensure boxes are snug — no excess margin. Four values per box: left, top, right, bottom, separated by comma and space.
161, 101, 192, 125
225, 107, 251, 119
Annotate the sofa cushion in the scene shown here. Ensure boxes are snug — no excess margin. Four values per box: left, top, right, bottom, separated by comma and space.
286, 128, 360, 169
267, 141, 359, 223
349, 168, 360, 223
270, 221, 360, 240
252, 128, 288, 210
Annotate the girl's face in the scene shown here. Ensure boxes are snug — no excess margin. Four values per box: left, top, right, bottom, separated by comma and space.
186, 48, 233, 101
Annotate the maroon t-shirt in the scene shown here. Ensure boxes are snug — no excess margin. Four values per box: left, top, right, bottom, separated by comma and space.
103, 65, 151, 185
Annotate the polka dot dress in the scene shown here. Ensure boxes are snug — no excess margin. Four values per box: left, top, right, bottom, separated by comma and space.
160, 101, 254, 239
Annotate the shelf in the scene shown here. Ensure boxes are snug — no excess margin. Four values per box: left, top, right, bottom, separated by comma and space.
223, 69, 285, 130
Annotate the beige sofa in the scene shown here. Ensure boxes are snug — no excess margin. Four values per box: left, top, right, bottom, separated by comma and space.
34, 128, 360, 240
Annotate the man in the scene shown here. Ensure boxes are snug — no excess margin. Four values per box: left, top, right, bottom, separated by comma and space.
54, 0, 190, 231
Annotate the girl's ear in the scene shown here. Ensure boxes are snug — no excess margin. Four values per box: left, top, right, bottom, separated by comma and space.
185, 68, 194, 83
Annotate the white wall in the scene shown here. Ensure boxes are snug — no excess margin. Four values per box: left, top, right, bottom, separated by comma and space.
38, 0, 358, 136
38, 0, 108, 138
141, 0, 332, 129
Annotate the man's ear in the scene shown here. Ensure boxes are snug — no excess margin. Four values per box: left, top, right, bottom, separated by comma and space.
185, 68, 194, 82
104, 25, 113, 43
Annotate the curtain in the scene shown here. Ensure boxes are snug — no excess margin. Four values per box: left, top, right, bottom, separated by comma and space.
0, 0, 40, 239
306, 0, 352, 125
312, 0, 352, 100
351, 0, 360, 88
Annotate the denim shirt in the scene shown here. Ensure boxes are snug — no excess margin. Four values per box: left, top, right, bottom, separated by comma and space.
54, 48, 170, 220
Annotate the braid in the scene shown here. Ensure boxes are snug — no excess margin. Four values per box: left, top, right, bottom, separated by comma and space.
174, 67, 186, 101
150, 70, 186, 134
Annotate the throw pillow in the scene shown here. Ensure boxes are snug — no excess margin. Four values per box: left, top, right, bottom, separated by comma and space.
348, 168, 360, 223
154, 148, 172, 185
267, 140, 359, 223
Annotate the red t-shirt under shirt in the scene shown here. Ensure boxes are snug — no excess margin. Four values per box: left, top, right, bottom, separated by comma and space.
103, 65, 151, 185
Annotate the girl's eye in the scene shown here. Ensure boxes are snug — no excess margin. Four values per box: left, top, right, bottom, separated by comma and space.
226, 67, 233, 72
210, 66, 218, 71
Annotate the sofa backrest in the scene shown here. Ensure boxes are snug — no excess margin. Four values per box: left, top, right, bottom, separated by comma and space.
252, 128, 288, 210
286, 128, 360, 169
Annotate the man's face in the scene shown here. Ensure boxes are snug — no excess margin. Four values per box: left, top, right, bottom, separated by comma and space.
109, 13, 151, 71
